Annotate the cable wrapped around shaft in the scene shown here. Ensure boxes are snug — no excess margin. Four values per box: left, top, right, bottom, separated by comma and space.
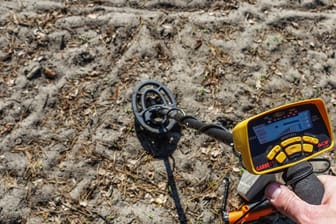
162, 108, 233, 146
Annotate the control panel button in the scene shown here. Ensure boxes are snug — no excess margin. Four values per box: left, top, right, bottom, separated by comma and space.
275, 152, 287, 164
266, 150, 277, 161
285, 144, 302, 156
280, 137, 302, 147
303, 144, 314, 153
303, 136, 319, 145
266, 145, 281, 160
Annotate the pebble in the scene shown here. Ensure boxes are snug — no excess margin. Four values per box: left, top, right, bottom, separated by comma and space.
43, 67, 57, 79
14, 138, 22, 145
24, 62, 42, 80
159, 24, 175, 38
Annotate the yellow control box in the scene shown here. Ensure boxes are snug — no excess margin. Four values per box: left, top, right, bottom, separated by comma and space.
232, 98, 334, 175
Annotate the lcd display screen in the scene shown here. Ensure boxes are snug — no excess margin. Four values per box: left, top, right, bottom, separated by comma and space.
252, 110, 312, 144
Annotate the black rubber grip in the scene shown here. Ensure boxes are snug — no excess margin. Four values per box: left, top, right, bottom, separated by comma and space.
283, 161, 324, 205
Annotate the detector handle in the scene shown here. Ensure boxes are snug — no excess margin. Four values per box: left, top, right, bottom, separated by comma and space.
283, 161, 324, 205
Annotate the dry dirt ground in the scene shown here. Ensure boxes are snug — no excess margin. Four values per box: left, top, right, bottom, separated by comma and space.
1, 0, 336, 223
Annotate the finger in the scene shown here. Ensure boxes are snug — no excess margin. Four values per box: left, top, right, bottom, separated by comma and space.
318, 175, 336, 204
317, 175, 330, 185
265, 182, 315, 223
317, 175, 336, 186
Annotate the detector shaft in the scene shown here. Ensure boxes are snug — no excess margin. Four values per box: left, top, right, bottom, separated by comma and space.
159, 108, 233, 146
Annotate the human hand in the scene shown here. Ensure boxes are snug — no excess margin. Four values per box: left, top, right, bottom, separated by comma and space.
265, 175, 336, 224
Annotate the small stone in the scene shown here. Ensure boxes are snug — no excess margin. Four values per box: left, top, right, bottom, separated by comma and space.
154, 197, 163, 205
24, 62, 42, 80
14, 138, 22, 145
43, 67, 57, 79
201, 147, 210, 154
211, 150, 221, 158
159, 24, 175, 38
79, 200, 88, 207
154, 194, 167, 205
233, 167, 240, 173
158, 182, 166, 190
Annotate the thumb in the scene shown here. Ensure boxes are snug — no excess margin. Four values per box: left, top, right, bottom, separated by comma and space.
265, 183, 314, 223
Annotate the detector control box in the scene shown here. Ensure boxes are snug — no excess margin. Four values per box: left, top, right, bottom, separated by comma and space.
232, 98, 334, 175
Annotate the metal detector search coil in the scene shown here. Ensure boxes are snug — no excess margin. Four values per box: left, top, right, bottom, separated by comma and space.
232, 98, 334, 175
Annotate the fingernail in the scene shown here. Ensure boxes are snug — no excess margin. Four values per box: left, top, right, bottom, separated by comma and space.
266, 183, 282, 200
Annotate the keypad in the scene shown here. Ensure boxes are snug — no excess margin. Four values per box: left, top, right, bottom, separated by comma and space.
275, 152, 287, 163
280, 137, 302, 147
266, 135, 319, 164
303, 144, 314, 153
266, 145, 281, 160
285, 144, 302, 156
302, 136, 319, 145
